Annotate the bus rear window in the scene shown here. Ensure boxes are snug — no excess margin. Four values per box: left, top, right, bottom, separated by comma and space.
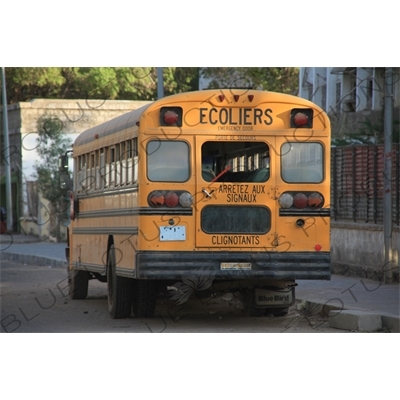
281, 142, 323, 183
201, 141, 270, 182
147, 141, 190, 182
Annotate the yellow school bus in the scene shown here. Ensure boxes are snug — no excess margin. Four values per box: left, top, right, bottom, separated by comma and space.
61, 89, 331, 318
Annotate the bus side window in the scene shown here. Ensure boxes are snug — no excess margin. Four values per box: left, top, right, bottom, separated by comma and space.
120, 142, 126, 185
78, 154, 87, 191
110, 147, 115, 187
133, 138, 138, 183
115, 144, 121, 186
99, 149, 105, 189
104, 148, 110, 188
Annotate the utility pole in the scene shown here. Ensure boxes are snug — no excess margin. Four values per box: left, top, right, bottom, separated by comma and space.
157, 67, 164, 99
383, 67, 393, 283
1, 67, 13, 231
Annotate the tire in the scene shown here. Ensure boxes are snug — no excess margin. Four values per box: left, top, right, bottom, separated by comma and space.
241, 289, 267, 317
132, 280, 157, 318
107, 245, 133, 319
68, 268, 89, 300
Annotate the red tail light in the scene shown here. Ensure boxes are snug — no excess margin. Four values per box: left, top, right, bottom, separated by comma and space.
164, 192, 179, 207
293, 193, 308, 208
279, 191, 324, 209
148, 190, 193, 208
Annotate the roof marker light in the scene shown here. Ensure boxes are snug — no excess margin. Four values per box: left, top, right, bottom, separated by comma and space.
293, 112, 309, 127
234, 95, 239, 102
218, 95, 225, 102
163, 110, 179, 125
248, 95, 254, 102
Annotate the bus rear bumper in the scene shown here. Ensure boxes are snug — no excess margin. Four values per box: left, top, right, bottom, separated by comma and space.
136, 251, 330, 280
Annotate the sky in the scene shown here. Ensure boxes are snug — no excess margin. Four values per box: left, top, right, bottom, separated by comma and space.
2, 2, 397, 67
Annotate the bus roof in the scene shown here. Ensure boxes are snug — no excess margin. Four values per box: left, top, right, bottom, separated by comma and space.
73, 103, 152, 147
73, 90, 326, 148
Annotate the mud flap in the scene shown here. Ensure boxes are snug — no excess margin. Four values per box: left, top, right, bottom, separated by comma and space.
254, 287, 295, 309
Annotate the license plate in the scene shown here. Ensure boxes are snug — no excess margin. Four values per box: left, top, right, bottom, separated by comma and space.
220, 262, 252, 270
255, 288, 293, 306
159, 226, 186, 241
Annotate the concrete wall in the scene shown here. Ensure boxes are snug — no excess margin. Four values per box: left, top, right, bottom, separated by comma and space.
331, 221, 399, 282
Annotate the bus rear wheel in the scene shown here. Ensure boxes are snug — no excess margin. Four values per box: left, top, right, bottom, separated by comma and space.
132, 280, 157, 318
68, 268, 89, 300
107, 245, 133, 319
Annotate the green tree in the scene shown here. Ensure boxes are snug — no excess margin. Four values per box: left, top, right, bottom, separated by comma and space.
3, 67, 200, 104
200, 67, 299, 95
34, 115, 73, 241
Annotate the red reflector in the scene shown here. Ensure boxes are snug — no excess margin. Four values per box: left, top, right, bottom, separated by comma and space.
163, 110, 178, 125
293, 193, 308, 208
164, 192, 179, 207
293, 112, 309, 127
218, 95, 225, 102
315, 244, 322, 252
248, 95, 254, 102
234, 95, 239, 102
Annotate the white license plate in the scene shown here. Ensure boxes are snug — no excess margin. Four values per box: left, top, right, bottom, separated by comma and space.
255, 288, 293, 306
220, 262, 252, 270
159, 226, 186, 241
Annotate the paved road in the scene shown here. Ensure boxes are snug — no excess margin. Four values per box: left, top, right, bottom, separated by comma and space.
1, 259, 351, 333
1, 235, 399, 332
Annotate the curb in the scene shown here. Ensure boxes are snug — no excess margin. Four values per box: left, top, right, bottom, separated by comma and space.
297, 298, 400, 333
1, 251, 67, 269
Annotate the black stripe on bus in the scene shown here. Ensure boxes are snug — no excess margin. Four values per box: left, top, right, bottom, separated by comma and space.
72, 227, 139, 235
279, 209, 331, 217
77, 207, 193, 219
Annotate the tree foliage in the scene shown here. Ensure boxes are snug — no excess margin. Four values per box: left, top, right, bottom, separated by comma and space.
2, 67, 299, 103
200, 67, 299, 95
3, 67, 200, 104
34, 115, 73, 239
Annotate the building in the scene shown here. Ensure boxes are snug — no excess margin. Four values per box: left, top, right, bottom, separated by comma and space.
0, 99, 150, 239
299, 67, 400, 142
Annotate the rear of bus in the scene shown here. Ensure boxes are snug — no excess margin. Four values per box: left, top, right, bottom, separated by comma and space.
136, 89, 330, 316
